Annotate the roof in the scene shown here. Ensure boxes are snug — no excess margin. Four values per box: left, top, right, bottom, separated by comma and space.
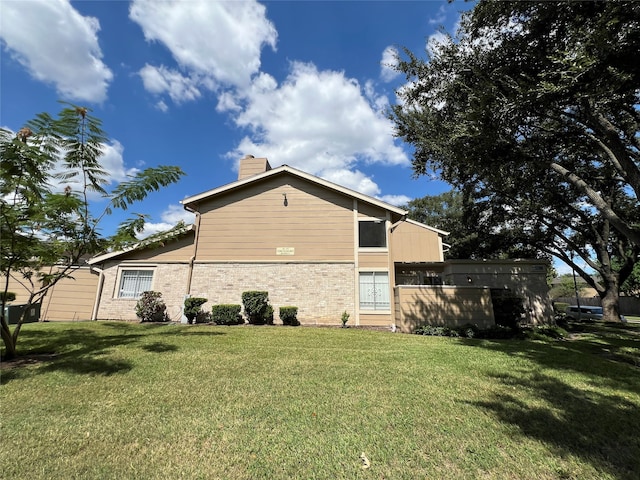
181, 164, 408, 216
88, 223, 195, 265
404, 218, 449, 237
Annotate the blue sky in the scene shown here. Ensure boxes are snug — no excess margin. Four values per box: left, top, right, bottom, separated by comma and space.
1, 0, 470, 238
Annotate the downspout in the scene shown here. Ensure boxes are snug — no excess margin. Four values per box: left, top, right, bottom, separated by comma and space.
184, 206, 201, 295
90, 264, 105, 321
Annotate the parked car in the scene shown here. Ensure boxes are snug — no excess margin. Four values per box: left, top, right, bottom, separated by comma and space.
565, 305, 627, 323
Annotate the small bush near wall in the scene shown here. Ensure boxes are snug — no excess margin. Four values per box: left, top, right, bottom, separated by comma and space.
241, 291, 272, 325
280, 306, 299, 326
491, 290, 525, 330
414, 323, 565, 340
135, 291, 167, 322
1, 292, 16, 302
211, 304, 243, 325
184, 297, 208, 325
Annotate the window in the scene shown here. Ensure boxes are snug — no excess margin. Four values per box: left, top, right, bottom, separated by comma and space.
359, 272, 390, 311
118, 270, 154, 299
359, 220, 386, 248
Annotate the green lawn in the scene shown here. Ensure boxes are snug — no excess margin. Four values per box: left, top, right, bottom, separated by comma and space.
2, 322, 639, 479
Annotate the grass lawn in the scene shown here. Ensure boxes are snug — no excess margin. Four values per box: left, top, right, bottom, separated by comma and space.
2, 322, 639, 479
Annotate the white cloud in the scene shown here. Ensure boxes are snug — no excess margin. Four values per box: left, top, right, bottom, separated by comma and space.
428, 5, 447, 26
139, 64, 201, 103
130, 0, 277, 101
0, 0, 113, 103
378, 194, 411, 207
139, 204, 195, 238
380, 46, 400, 83
228, 62, 408, 185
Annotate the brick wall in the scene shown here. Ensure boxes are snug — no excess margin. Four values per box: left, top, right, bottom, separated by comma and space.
190, 263, 355, 325
97, 263, 190, 321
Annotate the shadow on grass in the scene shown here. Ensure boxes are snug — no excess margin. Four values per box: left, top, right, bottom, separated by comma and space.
465, 325, 640, 479
142, 342, 179, 353
1, 322, 184, 384
468, 370, 640, 480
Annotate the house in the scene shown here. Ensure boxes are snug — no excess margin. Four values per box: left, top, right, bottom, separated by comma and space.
85, 155, 553, 331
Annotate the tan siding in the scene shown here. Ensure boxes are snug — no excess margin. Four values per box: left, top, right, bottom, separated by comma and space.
5, 267, 99, 321
391, 222, 443, 263
357, 203, 387, 218
42, 267, 99, 321
115, 233, 195, 262
196, 176, 355, 261
358, 252, 390, 268
395, 285, 495, 332
359, 313, 392, 326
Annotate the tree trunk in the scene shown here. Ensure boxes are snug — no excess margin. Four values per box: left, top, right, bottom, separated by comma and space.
600, 283, 623, 322
1, 317, 17, 360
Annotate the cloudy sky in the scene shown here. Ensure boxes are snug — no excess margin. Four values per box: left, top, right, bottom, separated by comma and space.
1, 0, 467, 236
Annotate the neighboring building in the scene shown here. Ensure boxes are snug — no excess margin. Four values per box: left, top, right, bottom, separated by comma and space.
84, 156, 553, 331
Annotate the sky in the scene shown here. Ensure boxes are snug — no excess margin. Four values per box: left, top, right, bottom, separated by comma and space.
1, 0, 470, 238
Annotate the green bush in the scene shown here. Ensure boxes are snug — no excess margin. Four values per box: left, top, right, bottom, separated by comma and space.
264, 305, 274, 325
413, 323, 564, 340
211, 304, 243, 325
135, 291, 167, 322
280, 306, 299, 326
0, 291, 16, 303
553, 302, 569, 315
184, 297, 207, 325
491, 291, 525, 330
241, 291, 272, 325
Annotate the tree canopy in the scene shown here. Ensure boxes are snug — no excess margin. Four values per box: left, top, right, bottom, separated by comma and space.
391, 1, 639, 321
1, 105, 184, 358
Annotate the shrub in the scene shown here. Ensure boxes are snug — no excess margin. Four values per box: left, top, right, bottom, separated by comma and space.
553, 302, 569, 315
195, 311, 212, 324
135, 291, 167, 322
184, 297, 208, 325
341, 311, 350, 328
264, 305, 274, 325
241, 291, 271, 325
414, 323, 513, 339
211, 304, 243, 325
280, 306, 299, 326
491, 291, 525, 330
0, 291, 16, 303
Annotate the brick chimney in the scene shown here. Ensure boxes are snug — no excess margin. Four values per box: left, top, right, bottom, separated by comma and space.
238, 154, 271, 180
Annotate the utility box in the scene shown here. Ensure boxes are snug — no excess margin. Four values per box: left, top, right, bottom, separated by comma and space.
4, 304, 41, 324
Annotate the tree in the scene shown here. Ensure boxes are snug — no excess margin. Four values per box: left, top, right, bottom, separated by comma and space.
391, 1, 639, 321
404, 189, 544, 259
1, 105, 184, 359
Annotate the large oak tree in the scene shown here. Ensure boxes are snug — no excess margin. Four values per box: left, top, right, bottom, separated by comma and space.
391, 1, 639, 321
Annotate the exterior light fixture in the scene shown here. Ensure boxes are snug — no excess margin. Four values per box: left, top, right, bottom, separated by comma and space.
282, 193, 288, 206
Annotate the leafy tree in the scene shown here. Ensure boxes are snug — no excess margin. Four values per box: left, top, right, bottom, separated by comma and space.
1, 105, 184, 358
405, 189, 542, 259
391, 1, 639, 321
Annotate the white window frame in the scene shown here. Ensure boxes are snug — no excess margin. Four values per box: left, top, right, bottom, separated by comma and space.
117, 268, 155, 299
358, 218, 388, 251
359, 271, 390, 312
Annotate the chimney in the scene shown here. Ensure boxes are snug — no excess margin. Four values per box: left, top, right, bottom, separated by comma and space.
238, 154, 272, 180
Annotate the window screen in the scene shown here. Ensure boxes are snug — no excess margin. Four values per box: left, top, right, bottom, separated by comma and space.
359, 272, 390, 310
359, 221, 386, 248
118, 270, 154, 299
